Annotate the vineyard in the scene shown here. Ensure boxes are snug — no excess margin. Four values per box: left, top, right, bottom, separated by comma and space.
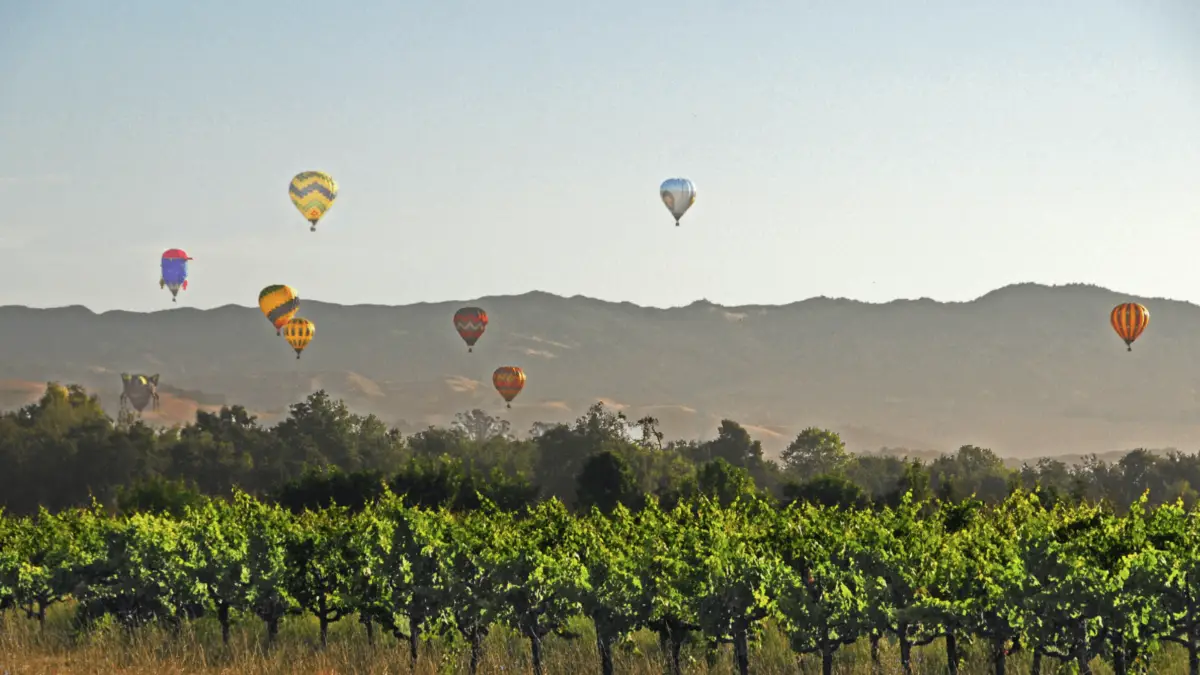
3, 490, 1200, 675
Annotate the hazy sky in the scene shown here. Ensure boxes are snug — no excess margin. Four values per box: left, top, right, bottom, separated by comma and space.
1, 0, 1197, 312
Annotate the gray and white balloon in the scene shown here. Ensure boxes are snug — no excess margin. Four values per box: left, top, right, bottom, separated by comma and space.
659, 178, 696, 226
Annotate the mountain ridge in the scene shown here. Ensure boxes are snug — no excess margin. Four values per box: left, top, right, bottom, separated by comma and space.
6, 281, 1194, 315
1, 282, 1197, 459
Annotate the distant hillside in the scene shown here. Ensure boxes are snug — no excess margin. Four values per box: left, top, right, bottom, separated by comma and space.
1, 283, 1198, 459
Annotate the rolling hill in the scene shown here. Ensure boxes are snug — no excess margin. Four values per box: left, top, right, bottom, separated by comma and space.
1, 282, 1198, 459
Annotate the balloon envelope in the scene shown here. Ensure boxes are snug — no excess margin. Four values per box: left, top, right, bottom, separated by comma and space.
160, 249, 191, 298
259, 285, 300, 334
1110, 302, 1149, 351
660, 178, 697, 225
120, 373, 159, 413
453, 307, 488, 350
492, 366, 525, 407
283, 317, 315, 358
289, 171, 338, 231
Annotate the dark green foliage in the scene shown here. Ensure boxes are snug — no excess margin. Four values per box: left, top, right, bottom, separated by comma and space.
783, 474, 870, 510
116, 476, 208, 518
2, 384, 1200, 532
274, 466, 387, 514
576, 450, 641, 514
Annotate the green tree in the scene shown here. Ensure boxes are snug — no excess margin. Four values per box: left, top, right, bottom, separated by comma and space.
780, 427, 848, 479
576, 451, 641, 514
534, 403, 632, 504
785, 474, 869, 509
689, 458, 760, 507
452, 408, 511, 442
929, 445, 1013, 504
697, 419, 765, 469
274, 465, 387, 514
635, 415, 664, 450
116, 476, 208, 518
273, 390, 400, 476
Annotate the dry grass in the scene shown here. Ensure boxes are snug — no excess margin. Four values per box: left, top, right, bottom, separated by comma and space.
0, 603, 1188, 674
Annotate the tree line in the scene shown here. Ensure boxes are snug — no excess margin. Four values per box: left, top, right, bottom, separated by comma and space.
1, 382, 1198, 519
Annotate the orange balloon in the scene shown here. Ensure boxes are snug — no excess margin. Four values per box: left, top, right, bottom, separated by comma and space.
492, 366, 525, 408
1110, 302, 1149, 352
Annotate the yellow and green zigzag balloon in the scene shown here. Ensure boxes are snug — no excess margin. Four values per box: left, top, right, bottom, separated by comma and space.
289, 171, 338, 231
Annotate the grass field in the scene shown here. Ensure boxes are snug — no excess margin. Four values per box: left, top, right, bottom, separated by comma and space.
0, 603, 1187, 674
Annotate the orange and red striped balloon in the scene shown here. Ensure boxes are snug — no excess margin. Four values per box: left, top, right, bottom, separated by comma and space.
492, 366, 525, 408
1110, 302, 1149, 352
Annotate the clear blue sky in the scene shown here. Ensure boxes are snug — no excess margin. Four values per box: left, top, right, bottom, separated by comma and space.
1, 0, 1197, 312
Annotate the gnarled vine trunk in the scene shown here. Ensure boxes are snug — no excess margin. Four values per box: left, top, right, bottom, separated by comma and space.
945, 632, 959, 675
409, 622, 422, 668
528, 632, 545, 675
217, 603, 230, 646
732, 629, 750, 675
596, 631, 616, 675
991, 635, 1007, 675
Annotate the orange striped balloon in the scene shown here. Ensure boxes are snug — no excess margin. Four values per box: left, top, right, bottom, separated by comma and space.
1110, 302, 1149, 352
492, 366, 525, 408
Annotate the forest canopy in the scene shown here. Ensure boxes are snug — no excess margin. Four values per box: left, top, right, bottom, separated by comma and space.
0, 382, 1196, 518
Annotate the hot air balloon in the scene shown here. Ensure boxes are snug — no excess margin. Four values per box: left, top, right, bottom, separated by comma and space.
453, 307, 488, 352
283, 317, 315, 359
159, 249, 192, 302
660, 178, 696, 227
1111, 302, 1149, 352
289, 171, 338, 232
259, 285, 299, 335
119, 373, 160, 414
492, 366, 525, 409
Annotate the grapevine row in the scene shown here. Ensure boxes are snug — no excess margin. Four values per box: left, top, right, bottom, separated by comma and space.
3, 490, 1200, 675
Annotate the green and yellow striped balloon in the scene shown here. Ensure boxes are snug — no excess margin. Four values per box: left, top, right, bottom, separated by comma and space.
289, 171, 338, 232
259, 284, 299, 335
